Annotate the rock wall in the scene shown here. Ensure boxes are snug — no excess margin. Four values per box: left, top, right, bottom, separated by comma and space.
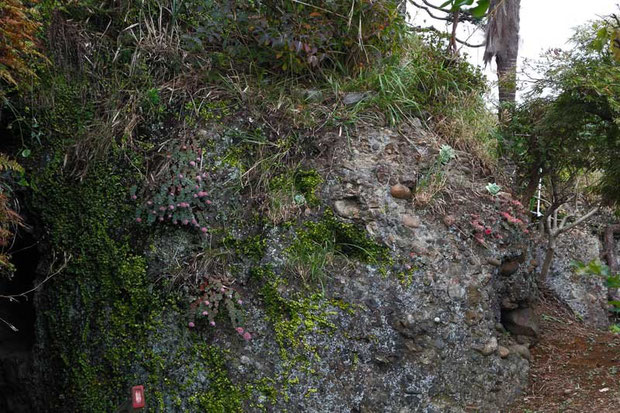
544, 228, 610, 328
25, 122, 539, 412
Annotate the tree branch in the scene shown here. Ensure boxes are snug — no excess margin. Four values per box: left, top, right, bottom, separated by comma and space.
409, 0, 484, 23
556, 207, 600, 236
409, 0, 452, 21
0, 252, 71, 303
410, 25, 485, 48
419, 0, 451, 12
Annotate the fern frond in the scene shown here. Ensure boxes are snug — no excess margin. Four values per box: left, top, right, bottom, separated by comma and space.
0, 153, 23, 173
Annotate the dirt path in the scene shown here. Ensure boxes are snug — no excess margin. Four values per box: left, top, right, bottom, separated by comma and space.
509, 297, 620, 412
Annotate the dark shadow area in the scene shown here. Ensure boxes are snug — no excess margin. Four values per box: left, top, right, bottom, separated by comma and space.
0, 230, 40, 413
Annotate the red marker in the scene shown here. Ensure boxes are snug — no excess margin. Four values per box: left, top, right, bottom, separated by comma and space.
132, 385, 145, 409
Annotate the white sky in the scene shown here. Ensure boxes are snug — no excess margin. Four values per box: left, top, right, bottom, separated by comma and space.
408, 0, 618, 102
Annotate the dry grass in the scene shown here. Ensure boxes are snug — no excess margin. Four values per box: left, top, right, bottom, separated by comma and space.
432, 92, 499, 172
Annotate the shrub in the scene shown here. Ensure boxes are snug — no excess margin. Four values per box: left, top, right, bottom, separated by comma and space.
177, 0, 406, 75
506, 14, 620, 206
339, 34, 487, 123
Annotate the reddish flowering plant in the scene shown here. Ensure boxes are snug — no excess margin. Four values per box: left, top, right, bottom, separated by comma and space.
187, 277, 250, 339
130, 146, 214, 233
500, 211, 527, 232
469, 191, 530, 244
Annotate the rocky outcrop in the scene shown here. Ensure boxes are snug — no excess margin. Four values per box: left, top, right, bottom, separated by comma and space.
544, 228, 609, 328
200, 125, 535, 411
26, 122, 539, 412
502, 307, 539, 338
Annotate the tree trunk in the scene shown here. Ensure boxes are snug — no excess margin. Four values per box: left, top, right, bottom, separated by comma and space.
484, 0, 521, 121
496, 53, 518, 121
522, 163, 541, 207
603, 224, 620, 300
540, 236, 555, 281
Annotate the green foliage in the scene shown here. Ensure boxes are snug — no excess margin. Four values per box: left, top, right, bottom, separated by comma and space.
294, 209, 389, 263
440, 0, 490, 18
224, 233, 267, 262
31, 154, 163, 410
188, 277, 246, 332
177, 0, 405, 75
186, 343, 246, 412
261, 275, 335, 356
270, 168, 322, 207
285, 209, 389, 286
29, 143, 248, 410
507, 13, 620, 206
266, 168, 323, 223
438, 144, 456, 164
414, 143, 457, 205
572, 259, 620, 314
485, 182, 501, 196
571, 259, 611, 278
336, 35, 487, 125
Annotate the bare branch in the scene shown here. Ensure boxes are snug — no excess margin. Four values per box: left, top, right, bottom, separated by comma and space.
546, 210, 553, 234
559, 212, 572, 230
0, 316, 18, 332
410, 25, 485, 48
409, 0, 485, 22
556, 207, 600, 236
0, 253, 71, 302
409, 1, 452, 21
419, 0, 452, 12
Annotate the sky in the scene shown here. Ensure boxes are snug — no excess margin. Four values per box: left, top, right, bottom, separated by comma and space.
407, 0, 618, 101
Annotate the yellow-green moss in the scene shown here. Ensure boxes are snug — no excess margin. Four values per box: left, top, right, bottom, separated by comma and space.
223, 233, 267, 261
186, 343, 246, 412
284, 209, 391, 286
269, 168, 323, 207
31, 146, 246, 411
260, 272, 336, 365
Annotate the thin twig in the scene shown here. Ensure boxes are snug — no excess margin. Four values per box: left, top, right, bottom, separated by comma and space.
0, 252, 71, 302
409, 25, 485, 48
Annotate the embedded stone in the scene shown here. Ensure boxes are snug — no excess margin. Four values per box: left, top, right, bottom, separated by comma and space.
343, 91, 370, 105
500, 260, 520, 276
447, 279, 466, 299
502, 307, 539, 337
498, 346, 510, 358
402, 214, 421, 228
443, 215, 456, 227
334, 199, 360, 218
487, 257, 501, 267
501, 298, 519, 310
464, 310, 482, 326
476, 337, 498, 356
390, 184, 412, 199
509, 344, 531, 361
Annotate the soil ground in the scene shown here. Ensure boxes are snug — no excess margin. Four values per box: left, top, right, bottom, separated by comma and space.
509, 294, 620, 412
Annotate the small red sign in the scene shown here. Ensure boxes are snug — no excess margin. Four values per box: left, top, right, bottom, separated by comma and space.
132, 385, 145, 409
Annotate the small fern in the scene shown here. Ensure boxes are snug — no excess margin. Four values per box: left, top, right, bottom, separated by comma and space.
0, 153, 24, 173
